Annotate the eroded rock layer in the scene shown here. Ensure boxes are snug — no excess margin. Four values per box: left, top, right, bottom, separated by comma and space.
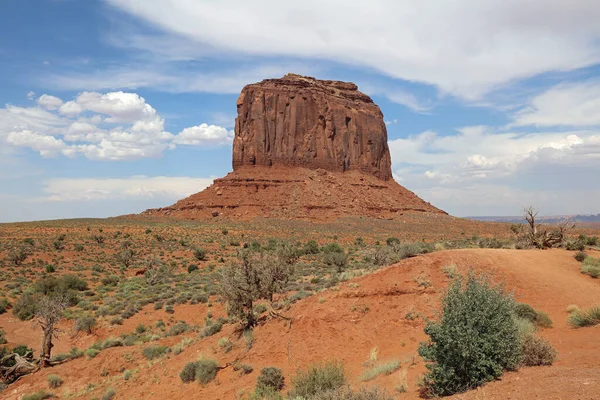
232, 74, 392, 180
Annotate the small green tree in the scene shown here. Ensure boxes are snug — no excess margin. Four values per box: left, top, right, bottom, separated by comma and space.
418, 273, 521, 397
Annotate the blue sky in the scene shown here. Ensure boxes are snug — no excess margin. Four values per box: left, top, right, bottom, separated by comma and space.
1, 0, 599, 222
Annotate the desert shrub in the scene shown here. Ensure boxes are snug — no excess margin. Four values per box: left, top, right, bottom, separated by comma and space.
195, 359, 219, 385
303, 240, 320, 255
310, 387, 393, 400
585, 235, 599, 246
568, 305, 600, 328
47, 374, 63, 388
218, 337, 232, 353
22, 391, 54, 400
565, 238, 586, 251
360, 360, 400, 381
8, 246, 30, 266
200, 319, 222, 337
180, 362, 199, 383
142, 345, 170, 360
45, 265, 55, 273
13, 293, 40, 321
101, 388, 116, 400
85, 348, 100, 359
167, 321, 190, 336
187, 264, 199, 273
321, 243, 343, 254
386, 237, 400, 246
581, 257, 600, 278
136, 323, 147, 334
418, 274, 521, 397
513, 303, 552, 328
521, 335, 557, 366
289, 362, 345, 398
0, 329, 6, 345
194, 249, 207, 261
322, 252, 348, 273
257, 367, 285, 392
0, 298, 10, 314
74, 315, 97, 334
101, 275, 120, 286
574, 251, 588, 262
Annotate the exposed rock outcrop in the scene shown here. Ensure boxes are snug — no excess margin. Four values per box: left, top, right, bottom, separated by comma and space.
143, 74, 445, 220
232, 74, 392, 180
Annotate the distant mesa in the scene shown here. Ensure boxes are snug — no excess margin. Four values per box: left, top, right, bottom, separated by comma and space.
143, 73, 445, 220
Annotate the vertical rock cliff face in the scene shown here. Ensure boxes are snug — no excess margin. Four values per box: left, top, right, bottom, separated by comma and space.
232, 74, 392, 181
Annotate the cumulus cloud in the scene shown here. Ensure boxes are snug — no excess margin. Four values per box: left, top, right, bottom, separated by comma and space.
36, 94, 63, 110
0, 91, 232, 161
513, 80, 600, 127
39, 176, 214, 202
389, 127, 600, 215
173, 124, 234, 146
104, 0, 600, 100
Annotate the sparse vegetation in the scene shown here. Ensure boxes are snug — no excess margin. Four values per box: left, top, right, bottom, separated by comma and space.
47, 374, 63, 389
581, 257, 600, 278
418, 273, 522, 397
289, 362, 346, 398
360, 360, 401, 381
257, 367, 285, 392
568, 305, 600, 328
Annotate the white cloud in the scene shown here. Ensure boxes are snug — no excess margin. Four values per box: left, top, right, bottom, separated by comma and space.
362, 84, 431, 113
6, 130, 67, 157
173, 124, 234, 146
42, 63, 316, 94
389, 127, 600, 215
36, 94, 63, 110
27, 91, 36, 100
39, 176, 214, 201
105, 0, 600, 99
0, 91, 231, 161
513, 80, 600, 127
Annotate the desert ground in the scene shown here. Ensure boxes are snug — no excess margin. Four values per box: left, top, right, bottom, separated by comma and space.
0, 216, 599, 399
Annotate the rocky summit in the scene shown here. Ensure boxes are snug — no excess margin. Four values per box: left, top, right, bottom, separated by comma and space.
233, 73, 392, 180
143, 74, 445, 220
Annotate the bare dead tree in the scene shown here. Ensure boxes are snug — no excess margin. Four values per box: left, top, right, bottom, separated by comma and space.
520, 206, 576, 249
34, 294, 67, 367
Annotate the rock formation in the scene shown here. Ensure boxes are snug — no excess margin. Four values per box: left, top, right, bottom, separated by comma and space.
232, 74, 392, 180
143, 74, 445, 220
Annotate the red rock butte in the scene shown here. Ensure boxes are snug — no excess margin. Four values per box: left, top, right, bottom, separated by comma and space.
143, 74, 445, 219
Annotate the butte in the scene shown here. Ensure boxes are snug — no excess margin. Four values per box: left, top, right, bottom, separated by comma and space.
143, 74, 445, 220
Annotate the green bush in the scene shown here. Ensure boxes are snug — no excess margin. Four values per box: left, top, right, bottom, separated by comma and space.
0, 298, 10, 314
303, 240, 320, 255
418, 274, 521, 397
0, 329, 6, 345
85, 348, 100, 359
322, 252, 348, 273
22, 391, 54, 400
187, 264, 199, 273
574, 251, 588, 262
521, 335, 557, 366
196, 359, 219, 385
200, 320, 222, 338
47, 374, 63, 389
194, 249, 207, 261
289, 362, 345, 398
74, 315, 97, 334
581, 257, 600, 278
309, 387, 393, 400
13, 293, 40, 321
180, 362, 199, 383
180, 359, 219, 385
513, 303, 552, 328
142, 345, 170, 360
386, 237, 400, 246
101, 388, 115, 400
568, 305, 600, 328
257, 367, 285, 392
